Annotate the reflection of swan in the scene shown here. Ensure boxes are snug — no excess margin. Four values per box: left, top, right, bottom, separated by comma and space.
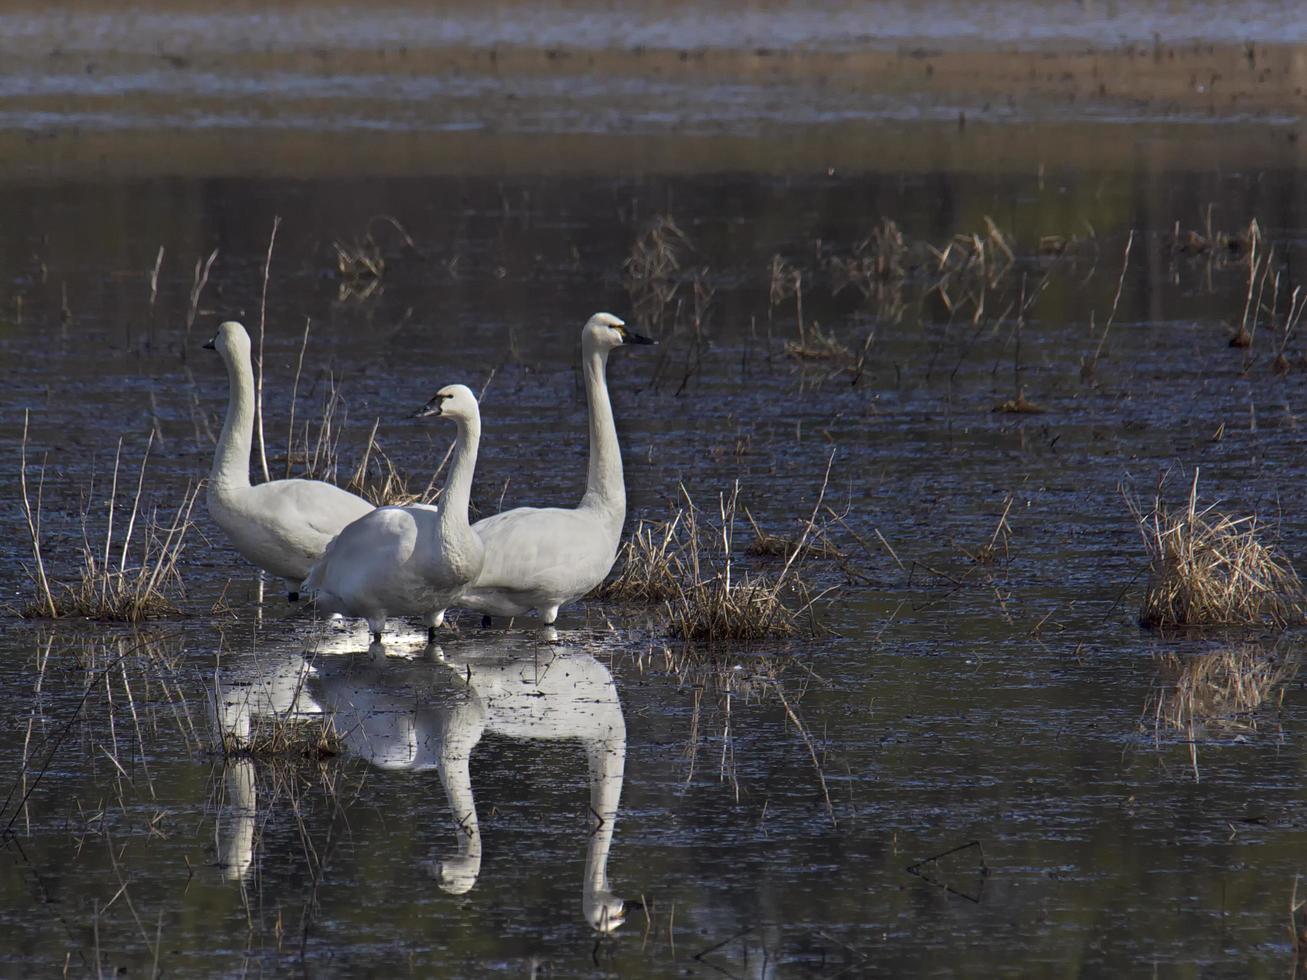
451, 637, 627, 930
204, 320, 373, 601
212, 633, 626, 929
216, 759, 256, 882
458, 313, 653, 626
305, 385, 485, 643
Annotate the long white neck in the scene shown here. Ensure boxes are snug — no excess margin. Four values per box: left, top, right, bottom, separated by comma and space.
211, 347, 255, 491
580, 345, 625, 518
439, 415, 481, 544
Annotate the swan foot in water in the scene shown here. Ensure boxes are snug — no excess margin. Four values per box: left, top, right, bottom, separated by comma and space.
481, 615, 492, 629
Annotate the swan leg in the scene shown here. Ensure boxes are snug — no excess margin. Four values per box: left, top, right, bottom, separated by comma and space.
287, 591, 300, 603
542, 605, 560, 625
367, 615, 386, 644
481, 615, 492, 629
285, 579, 300, 602
423, 609, 446, 643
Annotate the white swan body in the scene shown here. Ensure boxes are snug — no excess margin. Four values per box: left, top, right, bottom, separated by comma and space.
459, 313, 652, 624
205, 320, 373, 598
304, 384, 485, 641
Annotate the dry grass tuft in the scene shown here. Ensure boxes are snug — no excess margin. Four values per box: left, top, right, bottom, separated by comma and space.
334, 238, 384, 299
829, 218, 908, 297
343, 419, 440, 507
601, 465, 836, 643
18, 421, 198, 622
992, 390, 1045, 414
594, 515, 689, 603
624, 214, 692, 332
1170, 212, 1261, 260
1128, 471, 1305, 629
783, 323, 851, 363
928, 216, 1015, 287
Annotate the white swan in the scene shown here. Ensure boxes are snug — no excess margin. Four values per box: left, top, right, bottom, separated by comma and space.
204, 320, 374, 601
460, 312, 652, 625
303, 384, 485, 643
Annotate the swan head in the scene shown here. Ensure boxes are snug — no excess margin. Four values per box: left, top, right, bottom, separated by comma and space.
202, 320, 250, 358
410, 384, 479, 423
581, 312, 654, 352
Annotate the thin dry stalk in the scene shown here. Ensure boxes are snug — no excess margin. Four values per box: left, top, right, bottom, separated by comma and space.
255, 215, 281, 483
1128, 471, 1305, 629
285, 316, 312, 479
1085, 229, 1134, 376
148, 246, 164, 309
185, 248, 218, 336
18, 411, 56, 617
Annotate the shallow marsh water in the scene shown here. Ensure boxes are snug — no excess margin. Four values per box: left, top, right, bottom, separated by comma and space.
5, 4, 1307, 976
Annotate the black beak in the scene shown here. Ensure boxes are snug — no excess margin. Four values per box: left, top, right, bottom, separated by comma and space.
202, 338, 216, 350
623, 331, 656, 345
409, 395, 446, 419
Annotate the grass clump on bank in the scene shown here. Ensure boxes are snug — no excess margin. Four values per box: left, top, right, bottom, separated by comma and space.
18, 417, 197, 622
1128, 471, 1304, 629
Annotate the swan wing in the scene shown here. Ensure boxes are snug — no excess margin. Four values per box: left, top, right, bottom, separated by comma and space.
469, 506, 618, 597
303, 506, 419, 601
256, 479, 374, 540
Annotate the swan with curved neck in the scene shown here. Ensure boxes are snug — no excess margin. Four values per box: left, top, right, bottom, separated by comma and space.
303, 384, 485, 642
460, 312, 652, 625
204, 320, 374, 600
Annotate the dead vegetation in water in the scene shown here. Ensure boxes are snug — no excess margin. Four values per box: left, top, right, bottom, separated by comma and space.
624, 214, 693, 334
928, 216, 1015, 290
1171, 210, 1260, 261
220, 712, 343, 762
599, 464, 839, 643
332, 214, 421, 302
770, 253, 853, 363
828, 218, 908, 299
17, 418, 198, 622
1127, 471, 1305, 629
1144, 642, 1296, 781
